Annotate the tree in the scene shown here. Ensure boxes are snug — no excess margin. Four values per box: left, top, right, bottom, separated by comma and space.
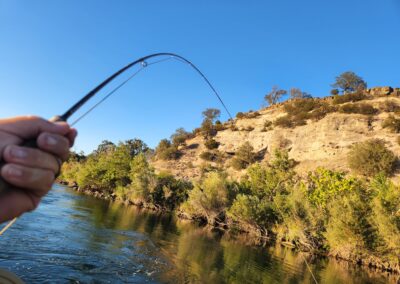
202, 108, 221, 123
171, 128, 191, 147
289, 88, 312, 99
94, 140, 115, 155
332, 71, 367, 93
330, 89, 339, 96
124, 138, 149, 158
264, 86, 287, 105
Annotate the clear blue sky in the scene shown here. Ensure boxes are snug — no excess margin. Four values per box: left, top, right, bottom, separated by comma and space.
1, 1, 399, 153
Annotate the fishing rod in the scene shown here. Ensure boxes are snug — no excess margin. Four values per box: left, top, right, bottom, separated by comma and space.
0, 53, 233, 196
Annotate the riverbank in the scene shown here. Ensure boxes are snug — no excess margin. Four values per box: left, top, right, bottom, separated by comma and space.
58, 178, 400, 277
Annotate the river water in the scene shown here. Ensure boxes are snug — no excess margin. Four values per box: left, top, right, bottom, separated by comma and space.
0, 185, 396, 283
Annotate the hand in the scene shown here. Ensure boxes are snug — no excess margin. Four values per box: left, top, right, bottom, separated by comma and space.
0, 116, 77, 223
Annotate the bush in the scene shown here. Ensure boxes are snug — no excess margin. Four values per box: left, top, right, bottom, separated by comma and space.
348, 139, 397, 176
155, 139, 181, 160
181, 172, 230, 224
204, 138, 220, 150
231, 142, 257, 170
305, 168, 360, 207
284, 98, 320, 116
274, 115, 293, 128
236, 112, 245, 119
261, 120, 273, 132
382, 115, 400, 133
308, 105, 337, 121
171, 128, 192, 146
339, 103, 377, 115
380, 100, 400, 113
332, 91, 366, 105
200, 150, 223, 162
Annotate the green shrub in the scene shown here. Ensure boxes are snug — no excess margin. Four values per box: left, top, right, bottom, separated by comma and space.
155, 139, 181, 160
284, 98, 320, 116
332, 91, 366, 105
330, 89, 339, 96
181, 172, 230, 224
200, 150, 223, 162
308, 105, 337, 121
304, 168, 360, 207
339, 103, 377, 115
150, 172, 193, 209
382, 115, 400, 133
171, 128, 192, 146
228, 194, 279, 228
348, 139, 397, 176
204, 138, 220, 150
261, 120, 273, 132
231, 142, 256, 170
274, 115, 293, 128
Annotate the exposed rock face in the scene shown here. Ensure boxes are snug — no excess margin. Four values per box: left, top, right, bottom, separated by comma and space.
152, 93, 400, 182
366, 86, 394, 96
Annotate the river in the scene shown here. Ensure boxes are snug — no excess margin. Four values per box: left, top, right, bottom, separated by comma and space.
0, 185, 396, 283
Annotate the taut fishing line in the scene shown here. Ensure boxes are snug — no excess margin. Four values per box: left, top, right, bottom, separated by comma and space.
0, 52, 233, 234
0, 53, 318, 283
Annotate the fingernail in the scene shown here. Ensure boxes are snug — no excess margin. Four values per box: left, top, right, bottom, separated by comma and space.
7, 166, 23, 177
10, 148, 27, 159
46, 136, 57, 146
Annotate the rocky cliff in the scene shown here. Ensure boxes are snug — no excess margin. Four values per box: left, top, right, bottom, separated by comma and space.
152, 87, 400, 182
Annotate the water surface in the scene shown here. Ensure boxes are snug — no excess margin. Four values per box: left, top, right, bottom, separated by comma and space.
0, 185, 396, 283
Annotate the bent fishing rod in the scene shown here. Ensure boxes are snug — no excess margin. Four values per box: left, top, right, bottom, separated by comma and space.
0, 52, 233, 194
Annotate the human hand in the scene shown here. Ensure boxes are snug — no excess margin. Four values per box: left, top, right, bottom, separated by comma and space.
0, 116, 77, 223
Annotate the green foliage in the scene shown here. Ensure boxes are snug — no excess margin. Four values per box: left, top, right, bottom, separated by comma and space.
332, 91, 366, 105
228, 194, 278, 228
171, 128, 192, 147
182, 172, 231, 223
332, 71, 367, 93
284, 98, 320, 115
348, 139, 397, 176
382, 115, 400, 133
202, 108, 221, 122
274, 115, 294, 128
304, 168, 360, 207
330, 89, 339, 96
150, 172, 193, 209
204, 138, 220, 150
155, 139, 181, 160
231, 142, 256, 170
199, 151, 220, 162
339, 103, 377, 115
128, 153, 157, 202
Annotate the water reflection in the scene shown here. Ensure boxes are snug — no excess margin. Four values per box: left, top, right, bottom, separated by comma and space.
70, 187, 397, 284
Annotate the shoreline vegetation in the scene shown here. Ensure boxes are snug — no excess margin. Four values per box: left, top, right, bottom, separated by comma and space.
60, 77, 400, 277
60, 146, 400, 276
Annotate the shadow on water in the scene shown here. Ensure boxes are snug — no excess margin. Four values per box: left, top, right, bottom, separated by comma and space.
70, 187, 398, 284
0, 185, 397, 283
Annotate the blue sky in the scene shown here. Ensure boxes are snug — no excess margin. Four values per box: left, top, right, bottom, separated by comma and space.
0, 1, 399, 153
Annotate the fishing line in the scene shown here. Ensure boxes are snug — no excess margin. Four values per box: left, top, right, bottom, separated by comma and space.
0, 53, 233, 236
70, 56, 174, 126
